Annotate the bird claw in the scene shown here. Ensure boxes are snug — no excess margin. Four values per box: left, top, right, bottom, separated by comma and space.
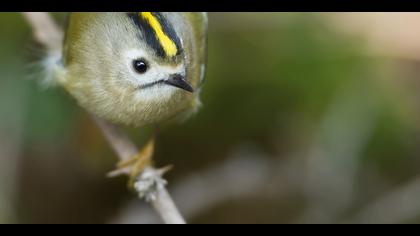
106, 138, 155, 188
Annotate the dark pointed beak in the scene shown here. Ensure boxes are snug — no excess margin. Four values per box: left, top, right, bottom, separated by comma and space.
164, 74, 194, 93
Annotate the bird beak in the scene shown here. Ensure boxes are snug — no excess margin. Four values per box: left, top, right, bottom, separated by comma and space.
164, 74, 194, 93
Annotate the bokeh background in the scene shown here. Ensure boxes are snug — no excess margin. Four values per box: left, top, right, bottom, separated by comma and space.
2, 12, 420, 224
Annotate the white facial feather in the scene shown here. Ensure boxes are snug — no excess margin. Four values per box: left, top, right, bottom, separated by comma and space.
123, 49, 184, 102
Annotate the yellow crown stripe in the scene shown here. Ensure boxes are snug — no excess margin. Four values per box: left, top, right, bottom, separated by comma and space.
140, 12, 178, 57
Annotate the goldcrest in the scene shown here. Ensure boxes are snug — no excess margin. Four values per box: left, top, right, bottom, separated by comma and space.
48, 12, 207, 127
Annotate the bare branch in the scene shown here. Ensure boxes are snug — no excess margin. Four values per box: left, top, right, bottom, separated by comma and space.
22, 12, 186, 224
93, 116, 138, 163
112, 145, 300, 224
22, 12, 63, 53
93, 116, 185, 224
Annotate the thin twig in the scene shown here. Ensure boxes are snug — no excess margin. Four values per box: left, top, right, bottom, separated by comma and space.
22, 12, 186, 224
93, 116, 185, 224
22, 12, 63, 53
112, 144, 302, 224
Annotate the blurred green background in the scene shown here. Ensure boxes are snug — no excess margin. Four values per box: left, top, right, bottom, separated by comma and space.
1, 12, 420, 224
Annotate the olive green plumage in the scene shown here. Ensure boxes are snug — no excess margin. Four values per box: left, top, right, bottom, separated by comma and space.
51, 12, 207, 127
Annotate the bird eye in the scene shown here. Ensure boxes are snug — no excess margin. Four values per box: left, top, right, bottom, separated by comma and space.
133, 59, 148, 74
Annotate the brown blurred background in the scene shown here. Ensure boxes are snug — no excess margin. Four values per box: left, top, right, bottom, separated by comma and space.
1, 12, 420, 224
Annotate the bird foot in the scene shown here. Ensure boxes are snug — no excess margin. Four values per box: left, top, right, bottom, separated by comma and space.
107, 138, 155, 189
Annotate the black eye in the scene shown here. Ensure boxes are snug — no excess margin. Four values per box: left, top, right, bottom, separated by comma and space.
133, 59, 148, 74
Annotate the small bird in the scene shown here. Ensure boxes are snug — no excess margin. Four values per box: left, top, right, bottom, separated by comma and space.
47, 12, 208, 186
